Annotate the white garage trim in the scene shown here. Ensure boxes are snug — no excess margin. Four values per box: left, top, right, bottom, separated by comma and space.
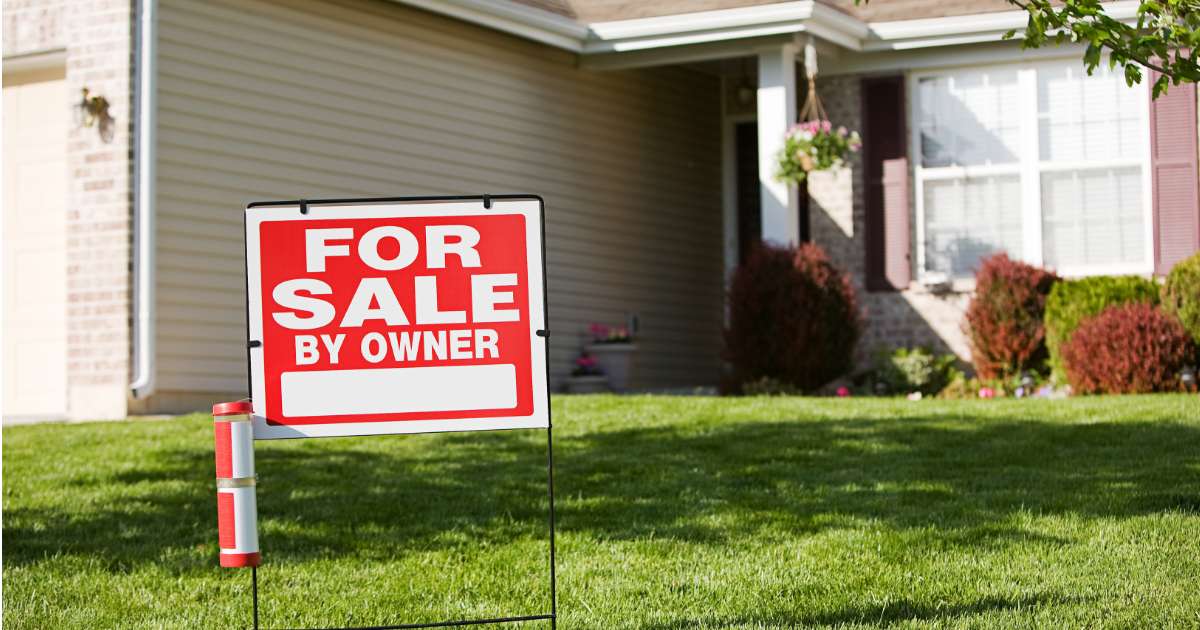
1, 49, 67, 73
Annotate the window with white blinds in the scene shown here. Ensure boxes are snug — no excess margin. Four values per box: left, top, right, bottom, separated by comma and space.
913, 60, 1151, 280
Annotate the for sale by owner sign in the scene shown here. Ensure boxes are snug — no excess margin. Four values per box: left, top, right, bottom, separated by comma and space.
245, 197, 549, 439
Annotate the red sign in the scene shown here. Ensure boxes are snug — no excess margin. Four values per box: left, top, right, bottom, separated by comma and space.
245, 198, 549, 439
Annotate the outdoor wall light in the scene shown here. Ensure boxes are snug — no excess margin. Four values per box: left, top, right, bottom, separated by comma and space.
737, 83, 754, 106
736, 57, 755, 106
75, 87, 114, 142
1181, 365, 1196, 392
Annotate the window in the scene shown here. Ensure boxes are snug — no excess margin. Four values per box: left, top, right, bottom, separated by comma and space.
913, 60, 1151, 280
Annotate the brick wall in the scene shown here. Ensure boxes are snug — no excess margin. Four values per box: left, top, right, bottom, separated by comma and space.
5, 0, 135, 419
2, 0, 67, 56
811, 74, 972, 367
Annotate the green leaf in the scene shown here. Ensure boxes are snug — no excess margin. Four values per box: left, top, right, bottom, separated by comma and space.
1153, 74, 1171, 98
1124, 63, 1143, 86
1083, 44, 1102, 71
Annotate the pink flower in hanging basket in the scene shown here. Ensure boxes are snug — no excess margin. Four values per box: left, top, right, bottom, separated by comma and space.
777, 119, 862, 183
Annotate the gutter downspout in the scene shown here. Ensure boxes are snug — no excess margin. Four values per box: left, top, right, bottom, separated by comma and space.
130, 0, 157, 399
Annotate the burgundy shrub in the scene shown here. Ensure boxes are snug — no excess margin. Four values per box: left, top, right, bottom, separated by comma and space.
1061, 303, 1196, 394
963, 253, 1059, 380
724, 242, 861, 393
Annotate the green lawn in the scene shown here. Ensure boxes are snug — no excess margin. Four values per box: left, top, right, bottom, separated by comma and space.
4, 395, 1200, 629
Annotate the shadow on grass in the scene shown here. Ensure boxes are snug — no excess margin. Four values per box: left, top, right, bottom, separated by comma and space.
5, 411, 1200, 573
646, 592, 1091, 628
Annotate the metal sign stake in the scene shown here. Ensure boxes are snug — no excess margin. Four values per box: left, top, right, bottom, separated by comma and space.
247, 425, 557, 630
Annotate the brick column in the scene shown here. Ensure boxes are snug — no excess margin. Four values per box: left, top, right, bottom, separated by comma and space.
812, 74, 971, 366
64, 0, 134, 419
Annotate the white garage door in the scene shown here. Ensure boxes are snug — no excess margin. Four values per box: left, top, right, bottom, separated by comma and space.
3, 66, 69, 420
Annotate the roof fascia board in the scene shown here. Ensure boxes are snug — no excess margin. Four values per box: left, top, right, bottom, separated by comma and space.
394, 0, 587, 51
392, 0, 1141, 59
864, 0, 1139, 51
823, 39, 1089, 76
586, 1, 866, 53
580, 34, 796, 71
587, 2, 815, 40
584, 22, 813, 54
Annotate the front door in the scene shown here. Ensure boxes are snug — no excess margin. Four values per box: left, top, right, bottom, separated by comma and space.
734, 121, 810, 264
734, 122, 761, 263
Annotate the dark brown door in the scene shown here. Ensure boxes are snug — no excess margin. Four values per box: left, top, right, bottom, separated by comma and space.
735, 121, 809, 264
735, 122, 761, 263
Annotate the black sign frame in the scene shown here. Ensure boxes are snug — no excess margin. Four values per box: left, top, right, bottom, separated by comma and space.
240, 194, 557, 630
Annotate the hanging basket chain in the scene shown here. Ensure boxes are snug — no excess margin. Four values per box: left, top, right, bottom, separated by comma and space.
799, 75, 828, 123
799, 38, 827, 123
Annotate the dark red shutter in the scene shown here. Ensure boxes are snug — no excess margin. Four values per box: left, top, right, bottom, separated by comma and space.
882, 157, 911, 288
1150, 77, 1200, 274
862, 76, 910, 290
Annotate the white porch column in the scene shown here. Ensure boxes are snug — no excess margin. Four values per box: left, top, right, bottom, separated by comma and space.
757, 44, 799, 245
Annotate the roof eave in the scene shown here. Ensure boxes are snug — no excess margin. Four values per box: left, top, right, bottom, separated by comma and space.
394, 0, 588, 52
584, 2, 866, 53
391, 0, 1143, 59
863, 0, 1140, 51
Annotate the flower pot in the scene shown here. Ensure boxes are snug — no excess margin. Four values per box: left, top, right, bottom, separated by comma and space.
584, 343, 637, 392
566, 374, 609, 394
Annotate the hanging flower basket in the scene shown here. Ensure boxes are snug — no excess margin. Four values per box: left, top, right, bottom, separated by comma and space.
777, 121, 861, 183
775, 41, 862, 184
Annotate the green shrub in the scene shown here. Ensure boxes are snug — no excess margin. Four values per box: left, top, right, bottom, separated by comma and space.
937, 375, 977, 400
1044, 275, 1160, 380
874, 347, 962, 396
1162, 252, 1200, 346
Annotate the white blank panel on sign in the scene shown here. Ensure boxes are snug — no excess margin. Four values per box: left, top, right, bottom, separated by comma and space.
280, 365, 518, 417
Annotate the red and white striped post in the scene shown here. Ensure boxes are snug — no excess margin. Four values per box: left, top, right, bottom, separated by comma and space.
213, 401, 260, 568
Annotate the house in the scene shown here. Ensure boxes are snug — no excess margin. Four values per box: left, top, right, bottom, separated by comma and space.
3, 0, 1197, 419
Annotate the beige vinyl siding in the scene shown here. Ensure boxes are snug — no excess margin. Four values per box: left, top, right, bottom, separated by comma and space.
151, 0, 724, 409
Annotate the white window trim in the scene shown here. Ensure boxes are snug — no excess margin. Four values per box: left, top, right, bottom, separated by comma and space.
909, 56, 1155, 282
